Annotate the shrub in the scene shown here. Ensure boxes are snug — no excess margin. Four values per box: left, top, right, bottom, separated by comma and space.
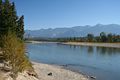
2, 32, 33, 80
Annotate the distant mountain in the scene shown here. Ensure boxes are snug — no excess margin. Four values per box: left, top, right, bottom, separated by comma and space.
25, 24, 120, 38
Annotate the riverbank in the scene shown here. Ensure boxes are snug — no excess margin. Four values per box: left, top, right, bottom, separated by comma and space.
26, 41, 58, 44
0, 62, 89, 80
26, 40, 120, 48
62, 42, 120, 48
32, 62, 89, 80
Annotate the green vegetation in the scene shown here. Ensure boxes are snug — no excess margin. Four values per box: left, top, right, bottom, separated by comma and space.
0, 0, 32, 80
26, 32, 120, 43
0, 0, 24, 43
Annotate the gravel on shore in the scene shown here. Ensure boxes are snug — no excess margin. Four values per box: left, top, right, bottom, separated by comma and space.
32, 62, 89, 80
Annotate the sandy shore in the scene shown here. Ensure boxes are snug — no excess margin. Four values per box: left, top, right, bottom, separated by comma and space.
0, 62, 89, 80
27, 41, 120, 48
26, 41, 58, 44
62, 42, 120, 48
32, 62, 89, 80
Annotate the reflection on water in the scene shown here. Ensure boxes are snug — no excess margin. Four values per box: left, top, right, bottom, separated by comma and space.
27, 43, 120, 80
96, 46, 120, 56
87, 46, 94, 54
62, 44, 120, 57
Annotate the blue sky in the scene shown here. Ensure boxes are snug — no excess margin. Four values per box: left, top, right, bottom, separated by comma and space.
11, 0, 120, 30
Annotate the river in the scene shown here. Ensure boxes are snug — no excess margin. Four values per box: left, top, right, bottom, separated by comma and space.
26, 43, 120, 80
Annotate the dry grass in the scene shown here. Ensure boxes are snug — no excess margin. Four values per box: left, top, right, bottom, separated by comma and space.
1, 32, 33, 79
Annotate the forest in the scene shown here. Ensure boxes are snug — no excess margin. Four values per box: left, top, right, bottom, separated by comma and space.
26, 32, 120, 43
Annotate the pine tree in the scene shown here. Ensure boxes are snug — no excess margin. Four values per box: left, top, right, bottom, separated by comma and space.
0, 0, 2, 20
1, 0, 12, 34
0, 0, 24, 40
0, 0, 2, 42
5, 0, 9, 3
17, 15, 24, 39
0, 0, 2, 4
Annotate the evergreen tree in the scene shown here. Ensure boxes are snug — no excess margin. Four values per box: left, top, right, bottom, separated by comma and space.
17, 15, 24, 39
107, 33, 113, 42
87, 33, 94, 42
0, 0, 2, 4
0, 0, 24, 40
0, 0, 2, 22
100, 32, 107, 42
5, 0, 9, 3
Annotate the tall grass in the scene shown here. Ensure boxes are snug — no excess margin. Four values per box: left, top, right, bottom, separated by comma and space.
2, 32, 33, 80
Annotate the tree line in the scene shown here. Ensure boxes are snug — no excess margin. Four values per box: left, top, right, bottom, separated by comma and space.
56, 32, 120, 42
26, 32, 120, 43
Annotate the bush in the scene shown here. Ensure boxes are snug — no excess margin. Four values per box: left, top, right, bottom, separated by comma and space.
2, 32, 33, 80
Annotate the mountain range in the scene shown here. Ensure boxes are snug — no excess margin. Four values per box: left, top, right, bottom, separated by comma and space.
25, 24, 120, 38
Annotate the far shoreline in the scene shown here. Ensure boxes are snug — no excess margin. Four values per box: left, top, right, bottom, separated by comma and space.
25, 40, 59, 44
62, 42, 120, 48
26, 40, 120, 48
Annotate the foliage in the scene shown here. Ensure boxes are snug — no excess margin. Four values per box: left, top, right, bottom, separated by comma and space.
100, 32, 107, 42
0, 0, 24, 40
2, 32, 33, 80
87, 34, 94, 42
26, 32, 120, 43
0, 0, 33, 80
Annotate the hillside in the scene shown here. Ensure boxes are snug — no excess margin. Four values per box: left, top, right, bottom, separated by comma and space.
25, 24, 120, 38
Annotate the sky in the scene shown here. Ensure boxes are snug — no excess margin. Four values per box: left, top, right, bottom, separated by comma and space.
11, 0, 120, 30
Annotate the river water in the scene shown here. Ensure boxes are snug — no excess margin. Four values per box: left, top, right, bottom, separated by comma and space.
26, 43, 120, 80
